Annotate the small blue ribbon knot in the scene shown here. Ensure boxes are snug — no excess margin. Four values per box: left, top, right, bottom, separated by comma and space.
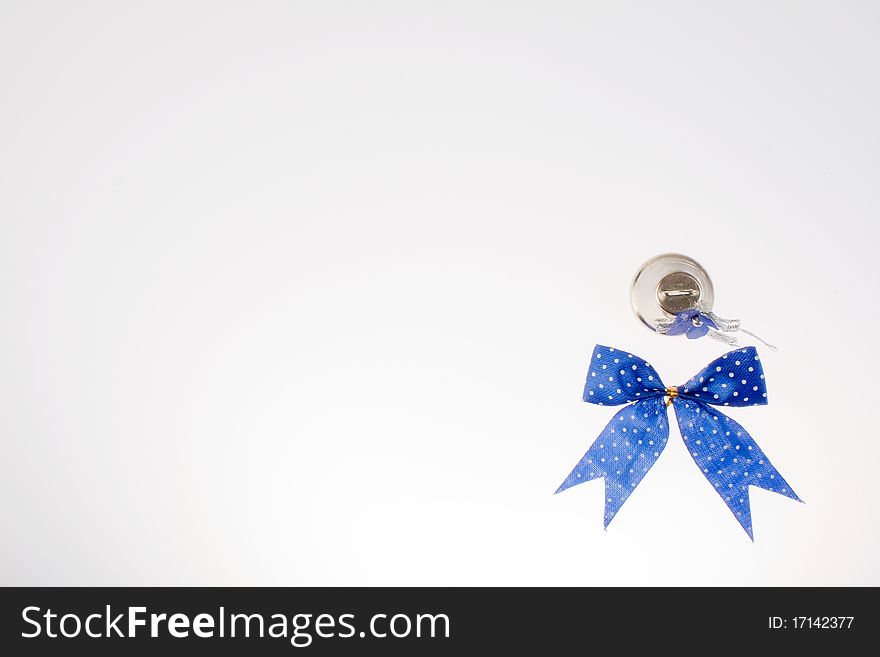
662, 308, 717, 339
556, 345, 801, 539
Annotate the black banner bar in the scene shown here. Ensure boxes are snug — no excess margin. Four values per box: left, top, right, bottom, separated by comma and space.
0, 587, 873, 654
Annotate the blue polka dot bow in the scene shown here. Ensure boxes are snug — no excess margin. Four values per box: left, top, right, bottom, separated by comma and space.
556, 345, 801, 539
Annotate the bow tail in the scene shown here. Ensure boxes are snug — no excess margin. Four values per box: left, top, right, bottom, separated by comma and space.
556, 397, 670, 528
672, 399, 801, 540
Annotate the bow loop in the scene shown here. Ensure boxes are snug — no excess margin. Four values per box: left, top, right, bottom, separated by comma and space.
678, 346, 767, 407
583, 345, 665, 406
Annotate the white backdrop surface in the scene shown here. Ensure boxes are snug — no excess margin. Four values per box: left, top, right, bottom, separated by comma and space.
1, 1, 878, 585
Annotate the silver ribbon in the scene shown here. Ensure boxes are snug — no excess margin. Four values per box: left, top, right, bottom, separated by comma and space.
654, 302, 778, 350
697, 302, 778, 351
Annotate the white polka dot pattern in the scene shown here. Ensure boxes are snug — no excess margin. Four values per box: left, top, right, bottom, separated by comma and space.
558, 344, 800, 539
673, 400, 800, 539
678, 346, 767, 407
556, 396, 669, 528
582, 345, 665, 406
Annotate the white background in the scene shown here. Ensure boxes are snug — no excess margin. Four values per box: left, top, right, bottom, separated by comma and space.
2, 1, 878, 586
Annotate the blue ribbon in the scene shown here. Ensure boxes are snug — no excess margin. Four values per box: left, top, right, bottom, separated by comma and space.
662, 308, 717, 339
556, 345, 801, 539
